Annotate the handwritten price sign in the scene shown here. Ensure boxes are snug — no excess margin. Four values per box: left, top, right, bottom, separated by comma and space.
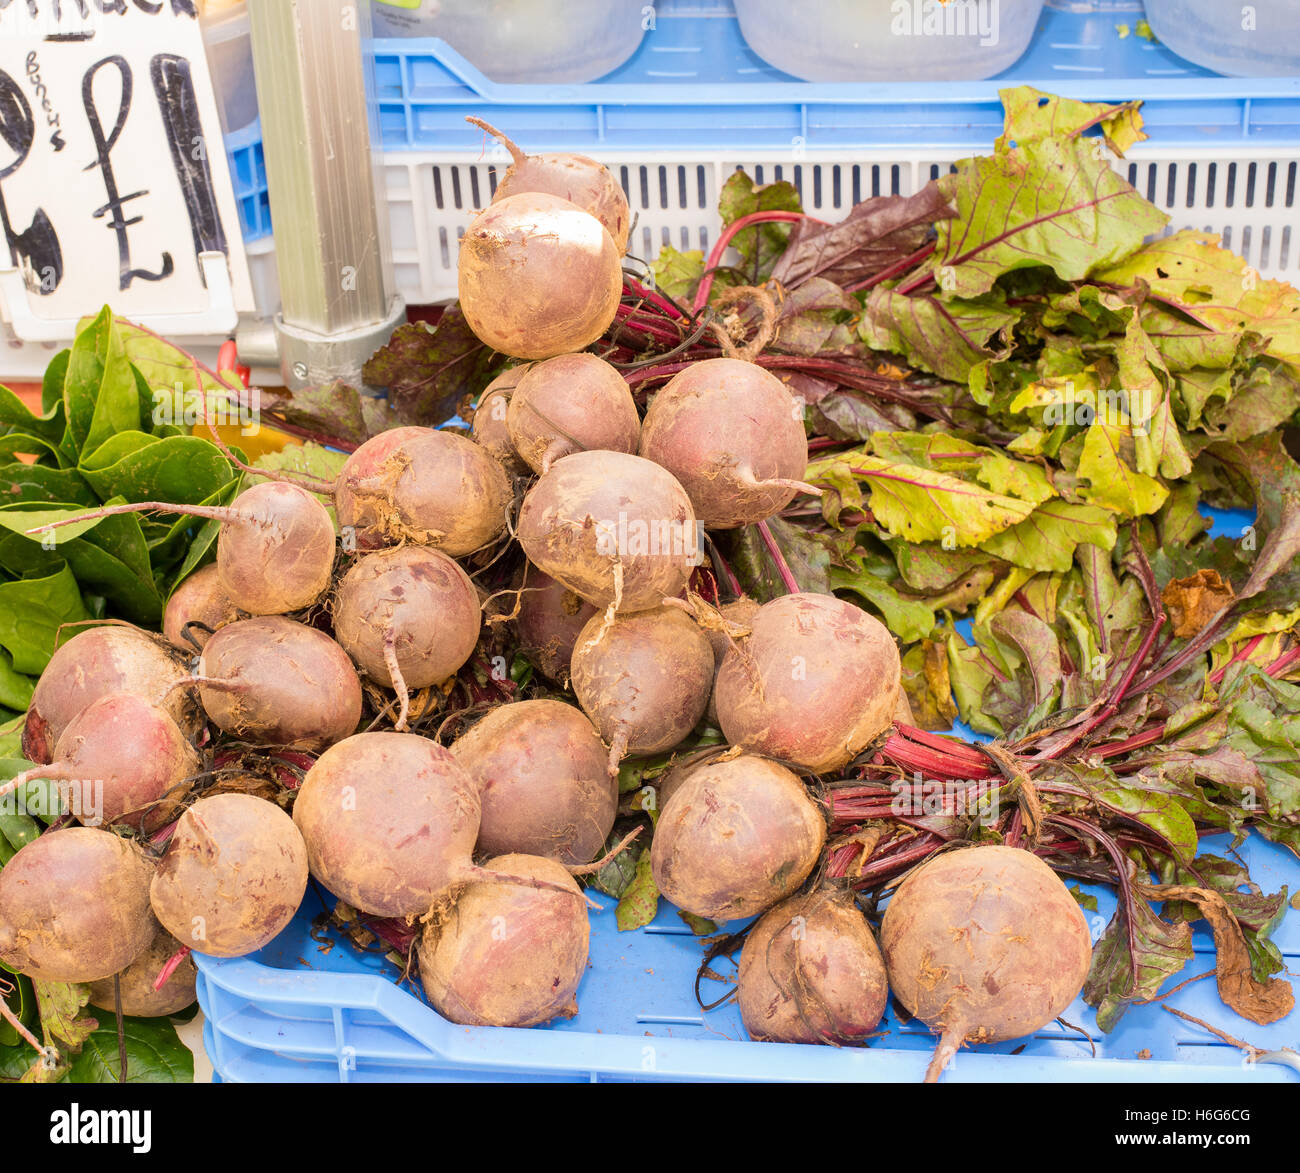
0, 1, 254, 340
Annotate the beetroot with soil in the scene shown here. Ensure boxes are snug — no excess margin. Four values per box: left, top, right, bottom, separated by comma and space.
880, 844, 1093, 1083
651, 754, 826, 921
150, 793, 309, 958
452, 699, 615, 865
715, 592, 900, 773
0, 828, 155, 983
570, 605, 714, 775
197, 616, 363, 750
417, 852, 590, 1028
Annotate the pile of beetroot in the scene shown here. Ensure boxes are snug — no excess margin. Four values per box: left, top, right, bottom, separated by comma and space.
0, 119, 1293, 1084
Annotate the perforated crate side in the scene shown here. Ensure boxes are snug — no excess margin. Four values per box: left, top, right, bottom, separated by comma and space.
381, 145, 1300, 306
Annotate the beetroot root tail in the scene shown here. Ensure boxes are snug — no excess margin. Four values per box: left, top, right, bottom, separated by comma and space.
924, 1026, 965, 1084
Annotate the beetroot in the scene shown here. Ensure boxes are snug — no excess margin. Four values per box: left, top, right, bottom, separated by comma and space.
150, 794, 308, 957
880, 845, 1094, 1082
638, 358, 817, 529
513, 564, 598, 684
32, 482, 337, 616
23, 625, 201, 765
472, 365, 531, 474
335, 426, 512, 556
333, 546, 481, 730
213, 482, 336, 614
468, 117, 630, 252
452, 699, 615, 865
0, 693, 198, 828
517, 450, 699, 612
714, 593, 900, 773
163, 563, 239, 651
703, 596, 759, 725
738, 890, 888, 1045
0, 828, 155, 982
417, 852, 590, 1027
294, 732, 582, 919
87, 921, 197, 1018
651, 754, 826, 921
570, 605, 714, 775
197, 617, 363, 750
506, 352, 641, 474
458, 191, 623, 360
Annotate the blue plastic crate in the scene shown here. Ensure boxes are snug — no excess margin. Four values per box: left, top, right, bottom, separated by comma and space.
220, 2, 1300, 252
194, 831, 1298, 1083
195, 502, 1298, 1083
223, 119, 272, 245
368, 2, 1300, 154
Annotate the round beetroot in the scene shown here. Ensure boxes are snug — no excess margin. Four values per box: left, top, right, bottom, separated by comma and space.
570, 605, 714, 775
214, 481, 336, 615
738, 890, 888, 1045
472, 365, 531, 474
880, 845, 1094, 1082
452, 700, 615, 865
417, 853, 590, 1027
468, 117, 630, 251
0, 828, 155, 982
517, 450, 699, 612
638, 358, 813, 529
292, 732, 480, 918
150, 794, 309, 958
87, 921, 197, 1018
506, 352, 640, 474
11, 693, 200, 828
197, 617, 363, 750
458, 192, 623, 360
23, 625, 201, 764
514, 564, 598, 684
333, 546, 481, 729
715, 592, 900, 773
163, 563, 239, 651
335, 426, 512, 556
651, 754, 825, 921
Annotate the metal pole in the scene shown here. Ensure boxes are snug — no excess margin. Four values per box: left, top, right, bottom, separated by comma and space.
241, 0, 404, 389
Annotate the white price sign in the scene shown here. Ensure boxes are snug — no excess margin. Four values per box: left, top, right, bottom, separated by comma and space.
0, 1, 255, 340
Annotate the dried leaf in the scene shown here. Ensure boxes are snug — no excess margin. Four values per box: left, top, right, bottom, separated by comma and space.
1161, 568, 1236, 638
1142, 883, 1295, 1025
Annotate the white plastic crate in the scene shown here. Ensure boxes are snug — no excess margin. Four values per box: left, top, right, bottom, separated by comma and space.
384, 144, 1300, 307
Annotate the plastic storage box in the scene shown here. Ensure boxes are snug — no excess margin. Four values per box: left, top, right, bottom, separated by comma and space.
196, 832, 1299, 1082
1143, 0, 1300, 79
193, 505, 1300, 1082
369, 0, 647, 83
359, 0, 1300, 306
202, 4, 258, 135
732, 0, 1046, 82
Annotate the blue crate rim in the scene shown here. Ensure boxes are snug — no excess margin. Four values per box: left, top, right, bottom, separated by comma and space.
371, 36, 1300, 106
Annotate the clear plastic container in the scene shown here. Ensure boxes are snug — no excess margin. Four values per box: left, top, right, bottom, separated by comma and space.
1143, 0, 1300, 78
370, 0, 647, 83
201, 4, 258, 134
733, 0, 1047, 82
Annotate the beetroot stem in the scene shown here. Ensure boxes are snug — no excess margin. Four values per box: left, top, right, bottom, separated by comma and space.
692, 211, 811, 312
754, 518, 800, 595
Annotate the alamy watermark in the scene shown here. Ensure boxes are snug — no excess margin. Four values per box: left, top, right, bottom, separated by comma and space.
0, 778, 102, 826
151, 382, 260, 436
594, 512, 705, 567
891, 772, 999, 825
890, 0, 1000, 47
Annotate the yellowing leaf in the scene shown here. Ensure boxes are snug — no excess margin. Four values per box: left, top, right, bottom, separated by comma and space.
1096, 231, 1300, 372
932, 137, 1169, 299
810, 453, 1036, 547
1077, 423, 1169, 517
996, 86, 1148, 157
